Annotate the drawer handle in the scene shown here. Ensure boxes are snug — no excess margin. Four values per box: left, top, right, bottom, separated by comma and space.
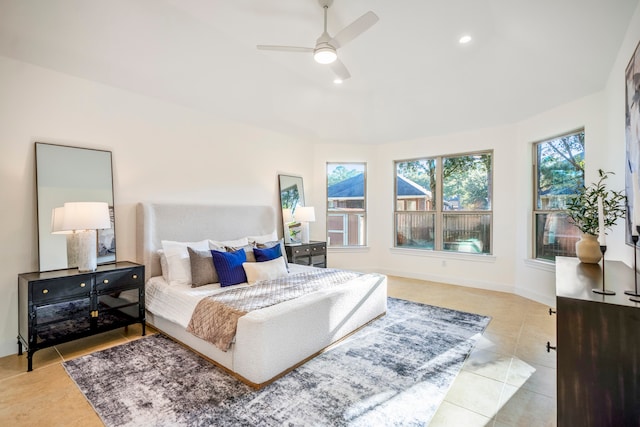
313, 247, 317, 251
549, 308, 556, 316
546, 341, 556, 352
305, 248, 310, 252
132, 274, 138, 280
42, 289, 48, 294
103, 279, 109, 284
80, 283, 86, 288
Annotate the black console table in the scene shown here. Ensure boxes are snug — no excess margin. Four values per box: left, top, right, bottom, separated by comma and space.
285, 241, 327, 268
554, 256, 640, 426
18, 261, 145, 371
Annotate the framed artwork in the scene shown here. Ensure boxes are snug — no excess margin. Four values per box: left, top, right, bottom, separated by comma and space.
626, 40, 640, 243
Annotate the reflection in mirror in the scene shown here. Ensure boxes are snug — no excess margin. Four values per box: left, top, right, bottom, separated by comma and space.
278, 175, 305, 244
36, 143, 115, 271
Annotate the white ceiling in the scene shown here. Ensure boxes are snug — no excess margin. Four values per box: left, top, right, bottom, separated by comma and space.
0, 0, 638, 144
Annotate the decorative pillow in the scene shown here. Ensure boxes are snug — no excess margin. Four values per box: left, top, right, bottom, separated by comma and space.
157, 250, 169, 282
210, 249, 248, 287
243, 257, 288, 285
209, 237, 249, 250
253, 244, 282, 262
247, 231, 278, 245
257, 239, 289, 265
161, 239, 210, 286
225, 243, 257, 262
188, 247, 219, 287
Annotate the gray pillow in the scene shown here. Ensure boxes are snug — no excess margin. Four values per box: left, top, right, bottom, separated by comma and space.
188, 247, 219, 287
225, 244, 257, 262
257, 239, 289, 265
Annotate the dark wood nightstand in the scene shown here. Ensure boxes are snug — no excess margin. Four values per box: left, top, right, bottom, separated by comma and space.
18, 261, 145, 371
285, 241, 326, 268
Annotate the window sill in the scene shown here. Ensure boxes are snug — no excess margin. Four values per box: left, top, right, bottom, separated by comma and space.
523, 258, 556, 273
389, 247, 496, 263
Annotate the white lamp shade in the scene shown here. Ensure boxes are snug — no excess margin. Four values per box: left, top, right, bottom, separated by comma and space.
51, 206, 72, 234
296, 206, 316, 223
62, 202, 111, 231
282, 208, 293, 223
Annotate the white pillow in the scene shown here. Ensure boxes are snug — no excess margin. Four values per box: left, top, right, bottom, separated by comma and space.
209, 237, 249, 251
161, 239, 209, 286
247, 231, 278, 245
243, 257, 288, 285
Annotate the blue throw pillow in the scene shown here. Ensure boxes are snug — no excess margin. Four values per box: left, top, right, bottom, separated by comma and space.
210, 249, 247, 287
253, 244, 282, 262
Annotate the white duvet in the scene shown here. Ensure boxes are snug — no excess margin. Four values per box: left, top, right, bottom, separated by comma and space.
145, 263, 314, 328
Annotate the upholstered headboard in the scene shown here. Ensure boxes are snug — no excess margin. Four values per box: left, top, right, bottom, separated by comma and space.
136, 203, 276, 281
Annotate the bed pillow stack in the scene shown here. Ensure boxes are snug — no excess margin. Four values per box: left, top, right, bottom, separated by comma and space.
159, 233, 289, 288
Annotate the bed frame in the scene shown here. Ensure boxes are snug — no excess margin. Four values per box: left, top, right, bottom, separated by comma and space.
136, 202, 387, 388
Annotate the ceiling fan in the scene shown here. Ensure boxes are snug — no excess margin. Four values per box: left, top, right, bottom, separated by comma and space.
257, 0, 379, 81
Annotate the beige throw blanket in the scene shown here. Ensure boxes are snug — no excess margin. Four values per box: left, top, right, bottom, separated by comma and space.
186, 269, 363, 351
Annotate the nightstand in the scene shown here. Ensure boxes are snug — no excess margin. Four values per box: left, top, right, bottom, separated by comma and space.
285, 241, 327, 268
17, 261, 145, 371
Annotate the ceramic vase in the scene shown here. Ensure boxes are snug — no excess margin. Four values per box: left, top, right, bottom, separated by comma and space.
575, 233, 602, 264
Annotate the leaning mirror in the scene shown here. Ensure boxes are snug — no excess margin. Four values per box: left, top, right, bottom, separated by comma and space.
36, 142, 115, 271
278, 175, 305, 244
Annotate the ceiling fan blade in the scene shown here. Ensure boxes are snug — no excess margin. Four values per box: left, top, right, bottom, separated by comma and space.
257, 45, 314, 53
330, 11, 379, 49
330, 58, 351, 81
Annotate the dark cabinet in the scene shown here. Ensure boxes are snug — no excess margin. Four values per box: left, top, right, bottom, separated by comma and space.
555, 257, 640, 427
285, 241, 327, 268
18, 261, 145, 371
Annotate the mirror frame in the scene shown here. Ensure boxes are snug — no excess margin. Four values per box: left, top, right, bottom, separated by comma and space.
35, 142, 115, 271
278, 174, 305, 244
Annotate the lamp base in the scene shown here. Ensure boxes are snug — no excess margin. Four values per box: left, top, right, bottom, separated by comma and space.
301, 222, 311, 244
76, 230, 98, 272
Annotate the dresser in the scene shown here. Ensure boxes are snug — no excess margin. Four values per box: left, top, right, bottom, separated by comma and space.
285, 241, 327, 268
18, 261, 145, 371
554, 256, 640, 426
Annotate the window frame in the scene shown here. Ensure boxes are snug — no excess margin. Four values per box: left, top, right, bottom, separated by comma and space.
393, 150, 493, 255
532, 128, 585, 262
326, 162, 367, 247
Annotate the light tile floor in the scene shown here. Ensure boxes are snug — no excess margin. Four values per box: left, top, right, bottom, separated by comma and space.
0, 276, 556, 426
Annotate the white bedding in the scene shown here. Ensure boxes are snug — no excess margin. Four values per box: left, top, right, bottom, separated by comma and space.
145, 263, 313, 329
136, 203, 388, 387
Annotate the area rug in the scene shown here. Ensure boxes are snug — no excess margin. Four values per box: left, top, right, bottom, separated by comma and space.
63, 298, 490, 426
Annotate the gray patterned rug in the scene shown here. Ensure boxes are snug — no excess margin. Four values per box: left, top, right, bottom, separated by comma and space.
63, 298, 490, 426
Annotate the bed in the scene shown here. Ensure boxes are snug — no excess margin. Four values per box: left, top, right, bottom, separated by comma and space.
136, 203, 387, 388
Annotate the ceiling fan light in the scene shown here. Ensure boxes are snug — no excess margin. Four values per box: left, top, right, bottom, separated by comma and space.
314, 47, 337, 64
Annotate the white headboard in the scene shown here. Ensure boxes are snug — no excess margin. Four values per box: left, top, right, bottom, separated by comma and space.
136, 203, 276, 281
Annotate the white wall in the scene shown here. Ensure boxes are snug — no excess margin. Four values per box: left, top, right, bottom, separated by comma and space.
312, 0, 640, 307
2, 0, 639, 358
0, 55, 314, 357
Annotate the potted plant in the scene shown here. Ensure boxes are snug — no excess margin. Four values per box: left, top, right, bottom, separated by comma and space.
565, 169, 626, 263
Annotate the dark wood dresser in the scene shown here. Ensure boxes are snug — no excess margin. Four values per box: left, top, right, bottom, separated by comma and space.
554, 256, 640, 426
285, 241, 327, 268
18, 261, 145, 371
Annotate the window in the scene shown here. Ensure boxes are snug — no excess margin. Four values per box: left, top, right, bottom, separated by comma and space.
327, 163, 367, 247
533, 130, 585, 261
395, 151, 492, 254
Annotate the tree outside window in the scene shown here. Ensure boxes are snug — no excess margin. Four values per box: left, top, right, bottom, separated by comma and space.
395, 151, 492, 254
533, 130, 585, 261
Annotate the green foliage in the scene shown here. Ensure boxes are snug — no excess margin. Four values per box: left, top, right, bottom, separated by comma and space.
537, 132, 584, 198
565, 169, 626, 235
327, 165, 361, 186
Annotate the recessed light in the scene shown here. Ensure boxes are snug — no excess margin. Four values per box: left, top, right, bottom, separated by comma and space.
459, 35, 472, 44
333, 78, 343, 84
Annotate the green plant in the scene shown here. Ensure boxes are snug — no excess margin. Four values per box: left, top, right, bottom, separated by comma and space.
565, 169, 626, 235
